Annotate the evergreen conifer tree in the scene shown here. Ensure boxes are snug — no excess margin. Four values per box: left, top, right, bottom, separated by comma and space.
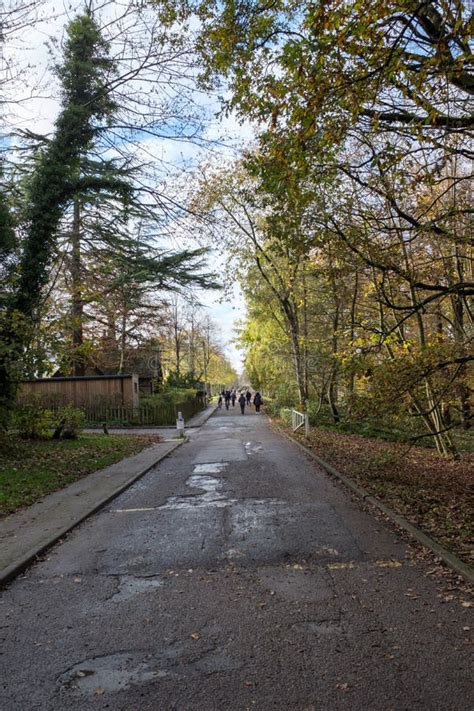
0, 11, 125, 427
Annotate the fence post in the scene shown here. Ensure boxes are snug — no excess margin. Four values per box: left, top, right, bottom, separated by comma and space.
304, 413, 310, 438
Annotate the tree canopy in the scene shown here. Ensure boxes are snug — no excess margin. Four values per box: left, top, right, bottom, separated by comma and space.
159, 0, 473, 456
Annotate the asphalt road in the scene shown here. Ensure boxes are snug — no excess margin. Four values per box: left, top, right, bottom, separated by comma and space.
1, 407, 472, 710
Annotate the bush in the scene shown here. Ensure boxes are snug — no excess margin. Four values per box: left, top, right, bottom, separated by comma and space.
141, 386, 197, 407
54, 405, 85, 439
305, 400, 427, 444
12, 404, 53, 440
306, 401, 332, 427
271, 385, 298, 408
279, 408, 292, 425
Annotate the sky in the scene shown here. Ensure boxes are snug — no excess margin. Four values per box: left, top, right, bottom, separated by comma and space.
3, 0, 251, 372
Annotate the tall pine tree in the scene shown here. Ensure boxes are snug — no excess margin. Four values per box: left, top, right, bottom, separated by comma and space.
0, 11, 125, 427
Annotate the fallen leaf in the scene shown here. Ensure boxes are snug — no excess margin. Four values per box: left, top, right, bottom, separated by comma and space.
461, 601, 473, 608
94, 688, 105, 696
73, 577, 82, 583
191, 632, 200, 640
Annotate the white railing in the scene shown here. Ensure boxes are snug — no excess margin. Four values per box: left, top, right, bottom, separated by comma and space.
291, 409, 309, 437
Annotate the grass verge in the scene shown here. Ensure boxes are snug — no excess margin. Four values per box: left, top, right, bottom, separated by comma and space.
0, 433, 160, 516
278, 421, 473, 567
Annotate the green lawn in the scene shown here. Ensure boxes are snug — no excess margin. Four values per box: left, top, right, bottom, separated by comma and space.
0, 433, 160, 516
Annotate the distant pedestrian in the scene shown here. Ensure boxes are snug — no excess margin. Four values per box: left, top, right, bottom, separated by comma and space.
238, 393, 246, 414
225, 389, 231, 410
245, 390, 251, 405
217, 395, 223, 409
231, 390, 236, 407
253, 392, 263, 413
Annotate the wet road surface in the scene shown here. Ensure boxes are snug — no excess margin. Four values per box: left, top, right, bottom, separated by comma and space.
1, 407, 472, 709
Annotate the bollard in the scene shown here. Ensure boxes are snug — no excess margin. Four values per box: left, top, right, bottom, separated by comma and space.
176, 411, 185, 435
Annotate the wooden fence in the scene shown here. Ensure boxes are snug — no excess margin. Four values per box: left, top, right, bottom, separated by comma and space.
82, 397, 205, 426
18, 374, 139, 408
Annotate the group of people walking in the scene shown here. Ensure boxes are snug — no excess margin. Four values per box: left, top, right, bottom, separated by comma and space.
217, 388, 263, 415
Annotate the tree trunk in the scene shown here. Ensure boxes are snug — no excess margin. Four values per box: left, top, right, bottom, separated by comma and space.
348, 270, 359, 397
327, 368, 340, 423
287, 309, 307, 405
171, 301, 182, 376
70, 200, 85, 376
174, 326, 181, 376
397, 226, 458, 457
118, 310, 127, 374
451, 261, 471, 430
328, 260, 340, 423
188, 310, 195, 378
302, 267, 309, 403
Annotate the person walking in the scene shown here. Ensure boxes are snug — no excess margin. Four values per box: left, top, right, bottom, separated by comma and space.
245, 390, 251, 406
238, 392, 246, 414
231, 390, 236, 407
253, 391, 263, 413
225, 389, 231, 410
217, 394, 223, 409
